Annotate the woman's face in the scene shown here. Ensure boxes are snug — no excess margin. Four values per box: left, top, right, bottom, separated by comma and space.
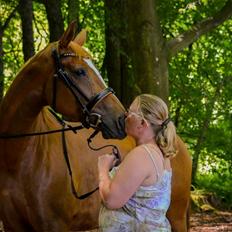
125, 99, 144, 138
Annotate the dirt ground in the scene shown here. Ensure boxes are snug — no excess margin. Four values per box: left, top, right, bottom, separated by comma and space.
190, 210, 232, 232
1, 210, 231, 231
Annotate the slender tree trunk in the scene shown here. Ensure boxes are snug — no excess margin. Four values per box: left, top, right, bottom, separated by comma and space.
0, 4, 19, 101
0, 32, 3, 101
68, 0, 80, 31
105, 1, 124, 102
104, 0, 121, 97
192, 81, 224, 183
18, 0, 35, 62
42, 0, 64, 42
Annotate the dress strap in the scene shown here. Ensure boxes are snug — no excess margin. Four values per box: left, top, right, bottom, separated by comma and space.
143, 145, 160, 178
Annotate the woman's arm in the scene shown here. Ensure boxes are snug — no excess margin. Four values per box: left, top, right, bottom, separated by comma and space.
98, 146, 151, 209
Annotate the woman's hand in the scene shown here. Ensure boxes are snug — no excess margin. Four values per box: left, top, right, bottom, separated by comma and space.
98, 154, 118, 172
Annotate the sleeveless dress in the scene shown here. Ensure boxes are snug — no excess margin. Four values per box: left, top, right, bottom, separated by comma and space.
99, 145, 172, 232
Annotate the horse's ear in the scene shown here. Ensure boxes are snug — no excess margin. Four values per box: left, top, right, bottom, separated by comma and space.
59, 21, 77, 49
73, 29, 87, 46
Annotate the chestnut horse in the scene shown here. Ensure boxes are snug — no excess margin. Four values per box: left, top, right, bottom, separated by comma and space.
0, 22, 192, 232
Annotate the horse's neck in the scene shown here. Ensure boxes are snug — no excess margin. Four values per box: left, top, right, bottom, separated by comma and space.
0, 49, 53, 134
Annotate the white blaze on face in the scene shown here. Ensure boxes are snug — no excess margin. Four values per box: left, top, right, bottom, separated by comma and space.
83, 58, 107, 87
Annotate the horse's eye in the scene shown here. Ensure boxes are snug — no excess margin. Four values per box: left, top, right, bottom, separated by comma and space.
75, 68, 86, 77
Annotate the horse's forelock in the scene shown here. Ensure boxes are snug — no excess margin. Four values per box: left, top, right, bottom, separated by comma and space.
68, 41, 93, 59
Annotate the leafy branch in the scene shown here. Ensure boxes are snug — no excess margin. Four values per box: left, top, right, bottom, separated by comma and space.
167, 0, 232, 60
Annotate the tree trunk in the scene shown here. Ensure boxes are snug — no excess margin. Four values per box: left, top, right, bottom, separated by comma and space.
192, 80, 224, 183
42, 0, 64, 42
127, 0, 169, 103
0, 4, 19, 101
18, 0, 35, 62
104, 0, 132, 106
68, 0, 80, 31
0, 32, 3, 101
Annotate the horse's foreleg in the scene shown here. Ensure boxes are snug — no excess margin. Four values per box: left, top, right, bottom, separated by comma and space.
1, 218, 35, 232
43, 221, 69, 232
0, 191, 35, 232
167, 198, 190, 232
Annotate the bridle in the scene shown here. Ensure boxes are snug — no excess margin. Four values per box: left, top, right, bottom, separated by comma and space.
50, 48, 122, 199
0, 48, 122, 200
52, 48, 114, 130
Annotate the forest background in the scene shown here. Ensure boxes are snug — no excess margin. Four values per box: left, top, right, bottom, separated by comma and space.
0, 0, 231, 211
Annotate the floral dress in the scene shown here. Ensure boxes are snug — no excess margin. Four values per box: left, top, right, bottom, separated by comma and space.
99, 145, 172, 232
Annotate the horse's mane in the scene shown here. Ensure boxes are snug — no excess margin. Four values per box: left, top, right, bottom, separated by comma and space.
37, 107, 63, 130
15, 43, 54, 77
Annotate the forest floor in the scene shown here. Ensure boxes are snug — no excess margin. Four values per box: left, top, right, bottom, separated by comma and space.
1, 210, 232, 231
190, 210, 232, 232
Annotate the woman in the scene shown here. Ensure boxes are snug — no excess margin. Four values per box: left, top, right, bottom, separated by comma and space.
98, 94, 177, 231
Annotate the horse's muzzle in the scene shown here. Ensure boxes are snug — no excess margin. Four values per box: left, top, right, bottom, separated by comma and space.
100, 114, 126, 140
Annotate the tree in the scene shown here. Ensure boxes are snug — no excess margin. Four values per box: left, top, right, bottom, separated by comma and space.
68, 0, 80, 29
42, 0, 64, 41
104, 0, 132, 105
0, 1, 19, 101
191, 77, 228, 182
105, 0, 232, 104
168, 16, 232, 184
18, 0, 35, 62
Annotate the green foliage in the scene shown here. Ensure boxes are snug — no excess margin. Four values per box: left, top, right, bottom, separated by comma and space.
195, 160, 232, 209
78, 0, 105, 69
61, 0, 106, 68
167, 1, 231, 203
33, 2, 49, 52
3, 12, 23, 91
169, 18, 232, 160
158, 0, 228, 39
191, 147, 231, 210
2, 0, 105, 93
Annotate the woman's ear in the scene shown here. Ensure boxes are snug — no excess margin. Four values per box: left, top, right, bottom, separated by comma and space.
138, 119, 149, 131
141, 119, 148, 127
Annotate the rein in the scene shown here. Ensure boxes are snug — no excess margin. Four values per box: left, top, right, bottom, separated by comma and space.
0, 48, 122, 200
0, 125, 84, 139
0, 108, 120, 200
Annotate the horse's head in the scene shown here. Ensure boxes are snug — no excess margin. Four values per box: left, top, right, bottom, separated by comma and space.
44, 21, 126, 139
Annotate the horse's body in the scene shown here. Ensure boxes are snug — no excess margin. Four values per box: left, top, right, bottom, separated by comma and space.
0, 22, 192, 232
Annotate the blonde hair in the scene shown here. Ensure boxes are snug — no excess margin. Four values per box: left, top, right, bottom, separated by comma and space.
136, 94, 177, 158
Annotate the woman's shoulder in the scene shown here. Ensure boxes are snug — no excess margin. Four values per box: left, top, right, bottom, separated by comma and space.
121, 145, 150, 167
138, 144, 167, 167
126, 144, 149, 158
123, 144, 159, 165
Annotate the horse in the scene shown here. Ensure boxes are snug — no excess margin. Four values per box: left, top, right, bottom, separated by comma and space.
0, 21, 192, 232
